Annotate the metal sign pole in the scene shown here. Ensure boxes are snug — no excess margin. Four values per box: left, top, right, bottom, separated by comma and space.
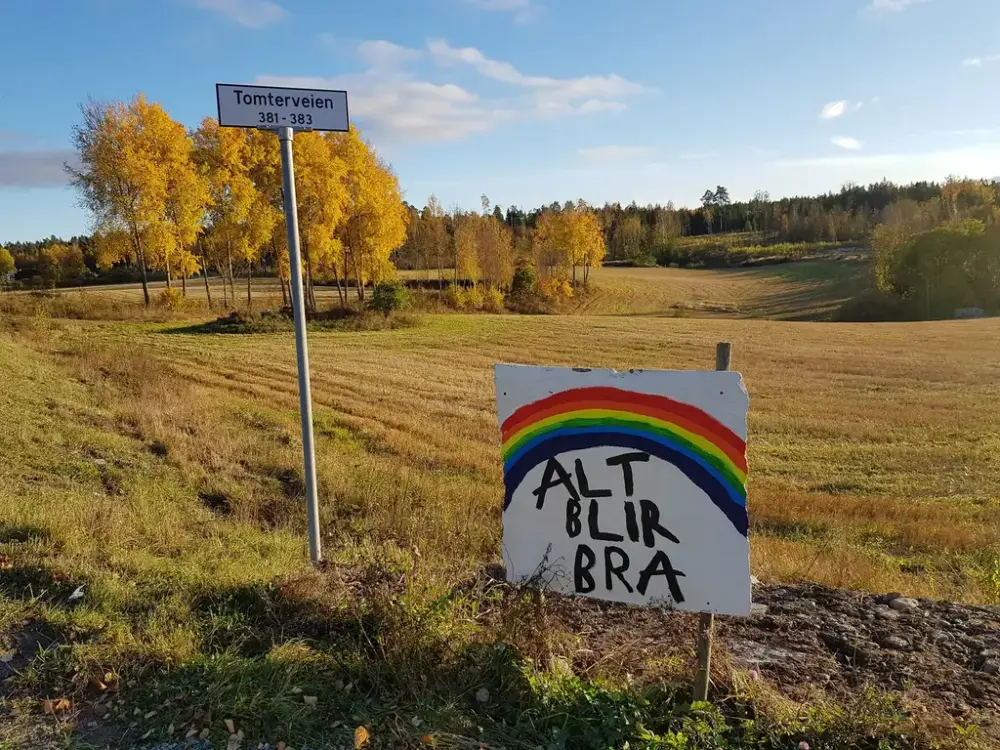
278, 125, 322, 565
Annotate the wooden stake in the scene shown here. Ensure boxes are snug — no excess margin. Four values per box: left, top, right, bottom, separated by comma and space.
534, 587, 553, 671
694, 341, 732, 703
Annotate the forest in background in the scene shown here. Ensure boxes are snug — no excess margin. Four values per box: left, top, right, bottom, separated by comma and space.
1, 91, 999, 319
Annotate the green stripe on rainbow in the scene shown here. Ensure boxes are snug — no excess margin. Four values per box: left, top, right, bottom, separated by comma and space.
501, 386, 748, 501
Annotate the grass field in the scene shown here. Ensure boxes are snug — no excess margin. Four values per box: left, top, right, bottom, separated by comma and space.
41, 254, 869, 321
0, 266, 997, 748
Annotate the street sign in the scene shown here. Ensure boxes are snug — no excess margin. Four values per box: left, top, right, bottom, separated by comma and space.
216, 83, 349, 132
215, 82, 351, 565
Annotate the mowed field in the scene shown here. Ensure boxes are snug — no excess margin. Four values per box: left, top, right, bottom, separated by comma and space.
1, 265, 999, 747
53, 255, 869, 320
4, 311, 1000, 602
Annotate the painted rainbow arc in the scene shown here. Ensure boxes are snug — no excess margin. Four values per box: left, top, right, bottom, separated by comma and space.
500, 386, 749, 537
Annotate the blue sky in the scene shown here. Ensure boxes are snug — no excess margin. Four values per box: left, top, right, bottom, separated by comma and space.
2, 0, 1000, 242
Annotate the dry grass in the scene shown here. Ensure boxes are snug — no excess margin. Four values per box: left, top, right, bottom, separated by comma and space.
566, 259, 869, 319
14, 311, 996, 603
0, 286, 997, 747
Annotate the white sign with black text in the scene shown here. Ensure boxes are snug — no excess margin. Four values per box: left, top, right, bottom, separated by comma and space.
216, 83, 349, 132
496, 364, 751, 616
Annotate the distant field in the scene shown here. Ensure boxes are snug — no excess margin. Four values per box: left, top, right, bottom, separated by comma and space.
569, 258, 867, 319
48, 256, 869, 321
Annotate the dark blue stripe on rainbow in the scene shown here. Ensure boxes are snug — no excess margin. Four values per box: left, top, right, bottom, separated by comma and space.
502, 429, 749, 537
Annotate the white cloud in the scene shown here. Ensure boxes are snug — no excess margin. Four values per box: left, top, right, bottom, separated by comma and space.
820, 100, 863, 120
867, 0, 932, 13
773, 144, 1000, 174
831, 136, 863, 150
578, 145, 655, 163
185, 0, 287, 28
258, 38, 644, 143
357, 40, 423, 69
427, 39, 645, 109
0, 149, 78, 189
963, 53, 1000, 68
464, 0, 544, 25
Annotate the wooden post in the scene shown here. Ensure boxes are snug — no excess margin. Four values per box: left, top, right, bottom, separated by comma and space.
693, 341, 732, 702
534, 587, 553, 671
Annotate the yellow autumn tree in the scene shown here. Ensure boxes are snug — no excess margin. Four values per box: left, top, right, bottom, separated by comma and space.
534, 209, 572, 279
294, 131, 347, 310
454, 214, 481, 284
193, 117, 266, 308
570, 203, 606, 286
69, 94, 187, 305
0, 246, 14, 280
245, 129, 284, 307
329, 127, 408, 302
161, 135, 210, 295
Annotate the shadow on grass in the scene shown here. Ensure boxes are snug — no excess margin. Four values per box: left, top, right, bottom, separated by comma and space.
0, 524, 53, 545
163, 308, 420, 335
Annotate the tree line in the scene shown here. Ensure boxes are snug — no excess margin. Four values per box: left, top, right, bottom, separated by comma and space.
64, 94, 407, 309
4, 108, 999, 320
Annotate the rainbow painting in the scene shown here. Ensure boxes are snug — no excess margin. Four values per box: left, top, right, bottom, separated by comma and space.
500, 385, 749, 536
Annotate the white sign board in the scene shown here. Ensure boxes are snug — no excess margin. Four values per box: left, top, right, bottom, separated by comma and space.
216, 83, 349, 131
496, 365, 751, 616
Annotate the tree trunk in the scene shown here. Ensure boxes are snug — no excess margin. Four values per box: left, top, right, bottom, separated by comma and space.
198, 240, 213, 310
332, 262, 346, 308
131, 224, 151, 306
182, 274, 187, 297
165, 262, 172, 289
584, 264, 590, 286
301, 239, 315, 314
342, 253, 351, 309
572, 264, 577, 289
246, 264, 252, 313
226, 244, 236, 305
280, 273, 288, 307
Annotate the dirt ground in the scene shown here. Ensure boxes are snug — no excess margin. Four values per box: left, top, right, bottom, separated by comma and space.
547, 581, 1000, 740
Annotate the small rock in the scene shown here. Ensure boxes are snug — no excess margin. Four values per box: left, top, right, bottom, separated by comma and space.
981, 659, 1000, 675
888, 597, 919, 614
186, 728, 199, 739
199, 727, 211, 739
874, 606, 900, 621
930, 630, 951, 644
881, 636, 909, 650
981, 649, 999, 658
144, 710, 157, 719
302, 695, 318, 706
475, 687, 490, 704
750, 603, 769, 617
880, 592, 903, 604
87, 721, 97, 729
333, 679, 345, 691
92, 458, 108, 467
290, 686, 303, 694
